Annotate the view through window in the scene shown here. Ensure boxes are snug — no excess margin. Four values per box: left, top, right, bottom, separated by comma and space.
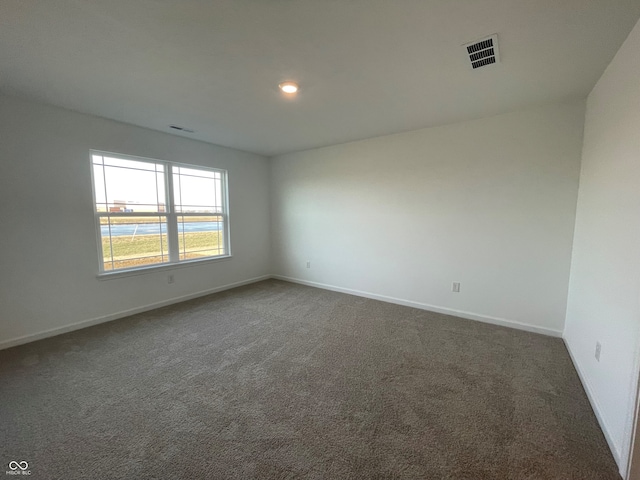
91, 151, 228, 272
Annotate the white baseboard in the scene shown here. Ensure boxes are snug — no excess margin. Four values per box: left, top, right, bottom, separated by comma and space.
2, 273, 563, 351
272, 275, 563, 338
0, 275, 271, 351
563, 337, 622, 472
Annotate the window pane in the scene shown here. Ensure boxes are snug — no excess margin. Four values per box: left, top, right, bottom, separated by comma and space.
174, 166, 217, 178
103, 163, 166, 213
90, 155, 166, 214
156, 173, 166, 212
93, 164, 107, 211
173, 168, 223, 213
103, 156, 159, 171
178, 215, 224, 261
100, 216, 168, 271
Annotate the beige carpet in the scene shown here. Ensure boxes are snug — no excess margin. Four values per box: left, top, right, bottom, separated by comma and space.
0, 280, 619, 479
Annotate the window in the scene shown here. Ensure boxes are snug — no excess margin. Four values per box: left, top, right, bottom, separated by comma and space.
91, 151, 229, 273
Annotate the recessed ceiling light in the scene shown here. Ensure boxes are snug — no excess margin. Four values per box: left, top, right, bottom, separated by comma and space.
278, 81, 299, 94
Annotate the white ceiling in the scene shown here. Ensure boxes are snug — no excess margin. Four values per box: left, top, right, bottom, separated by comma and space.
1, 0, 639, 156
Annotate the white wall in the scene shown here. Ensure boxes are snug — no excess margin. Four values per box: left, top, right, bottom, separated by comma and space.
270, 101, 585, 336
0, 95, 270, 349
564, 17, 640, 475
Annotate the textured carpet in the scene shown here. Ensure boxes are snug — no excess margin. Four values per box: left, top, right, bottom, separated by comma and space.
0, 280, 619, 479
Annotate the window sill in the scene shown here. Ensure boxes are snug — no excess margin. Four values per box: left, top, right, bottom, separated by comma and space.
96, 255, 233, 280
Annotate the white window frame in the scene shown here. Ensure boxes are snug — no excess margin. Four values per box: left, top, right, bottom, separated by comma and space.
90, 150, 231, 276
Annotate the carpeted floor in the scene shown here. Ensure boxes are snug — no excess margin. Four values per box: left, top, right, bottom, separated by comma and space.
0, 280, 619, 479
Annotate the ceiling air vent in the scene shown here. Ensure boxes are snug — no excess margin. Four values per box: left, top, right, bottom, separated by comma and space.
464, 34, 500, 69
169, 125, 195, 133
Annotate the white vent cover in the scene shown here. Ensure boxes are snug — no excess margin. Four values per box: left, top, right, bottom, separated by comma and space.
464, 34, 500, 69
169, 125, 195, 133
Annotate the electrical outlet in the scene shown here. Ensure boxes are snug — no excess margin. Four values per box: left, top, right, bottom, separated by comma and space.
168, 274, 175, 284
595, 341, 601, 362
452, 282, 460, 293
306, 261, 311, 269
